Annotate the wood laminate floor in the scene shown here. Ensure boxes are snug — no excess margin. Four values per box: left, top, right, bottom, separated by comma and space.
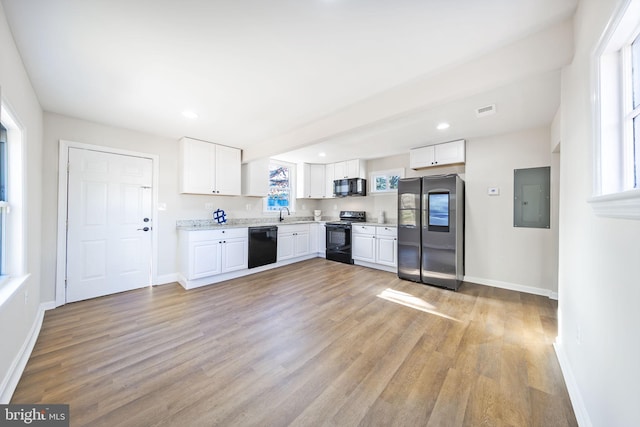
12, 259, 577, 427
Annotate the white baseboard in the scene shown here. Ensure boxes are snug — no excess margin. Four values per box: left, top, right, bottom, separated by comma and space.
554, 341, 592, 427
155, 273, 179, 286
0, 301, 54, 403
463, 275, 557, 299
353, 260, 396, 274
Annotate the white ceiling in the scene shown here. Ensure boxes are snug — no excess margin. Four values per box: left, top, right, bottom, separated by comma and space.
1, 0, 577, 163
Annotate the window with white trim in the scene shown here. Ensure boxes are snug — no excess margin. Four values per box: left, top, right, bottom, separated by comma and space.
370, 169, 404, 194
631, 34, 640, 186
0, 123, 7, 276
0, 101, 25, 294
591, 0, 640, 219
265, 160, 296, 212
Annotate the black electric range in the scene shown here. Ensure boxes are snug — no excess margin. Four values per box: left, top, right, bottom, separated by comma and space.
325, 211, 366, 264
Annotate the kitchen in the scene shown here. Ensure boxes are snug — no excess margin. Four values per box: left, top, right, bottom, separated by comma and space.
1, 1, 639, 426
171, 132, 553, 297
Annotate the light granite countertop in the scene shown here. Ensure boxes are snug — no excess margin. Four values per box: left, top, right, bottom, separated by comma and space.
176, 218, 397, 231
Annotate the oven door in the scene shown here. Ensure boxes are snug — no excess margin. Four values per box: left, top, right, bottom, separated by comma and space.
325, 224, 353, 264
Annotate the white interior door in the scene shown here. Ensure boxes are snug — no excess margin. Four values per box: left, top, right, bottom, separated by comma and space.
66, 148, 153, 303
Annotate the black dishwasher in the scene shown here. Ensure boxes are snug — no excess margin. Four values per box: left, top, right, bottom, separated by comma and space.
248, 226, 278, 268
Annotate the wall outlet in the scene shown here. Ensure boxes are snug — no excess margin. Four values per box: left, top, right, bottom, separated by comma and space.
205, 202, 214, 210
488, 187, 500, 196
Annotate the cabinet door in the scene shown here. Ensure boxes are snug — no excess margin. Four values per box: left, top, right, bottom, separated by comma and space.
434, 140, 465, 166
309, 224, 319, 254
222, 237, 248, 272
190, 240, 221, 279
309, 164, 325, 198
333, 161, 347, 179
409, 146, 435, 169
241, 159, 269, 196
376, 236, 397, 267
215, 145, 241, 195
180, 138, 216, 194
318, 224, 326, 256
352, 233, 375, 262
277, 233, 295, 261
294, 232, 310, 257
346, 159, 362, 179
325, 164, 335, 198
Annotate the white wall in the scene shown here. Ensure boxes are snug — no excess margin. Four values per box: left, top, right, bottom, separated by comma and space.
318, 154, 464, 223
321, 127, 558, 296
41, 113, 319, 299
0, 2, 44, 401
465, 127, 558, 295
557, 0, 640, 426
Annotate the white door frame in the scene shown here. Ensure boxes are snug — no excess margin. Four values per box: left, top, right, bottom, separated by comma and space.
55, 140, 159, 306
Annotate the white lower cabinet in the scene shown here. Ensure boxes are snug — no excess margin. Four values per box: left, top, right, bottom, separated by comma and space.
277, 224, 311, 262
180, 228, 248, 282
375, 227, 398, 268
352, 225, 397, 271
309, 222, 326, 257
190, 240, 222, 279
352, 225, 376, 263
221, 237, 249, 273
178, 222, 392, 290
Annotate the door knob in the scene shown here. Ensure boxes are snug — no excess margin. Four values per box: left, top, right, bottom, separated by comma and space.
137, 227, 150, 232
143, 218, 150, 222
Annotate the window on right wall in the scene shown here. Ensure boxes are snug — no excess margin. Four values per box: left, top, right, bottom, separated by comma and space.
590, 0, 640, 219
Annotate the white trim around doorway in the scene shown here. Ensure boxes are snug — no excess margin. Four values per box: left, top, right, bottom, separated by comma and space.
55, 140, 160, 307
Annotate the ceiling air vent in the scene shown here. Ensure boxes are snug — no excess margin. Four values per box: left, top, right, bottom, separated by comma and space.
475, 104, 496, 118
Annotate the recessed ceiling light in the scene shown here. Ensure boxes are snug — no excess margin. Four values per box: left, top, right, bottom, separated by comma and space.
436, 122, 450, 130
182, 110, 198, 120
318, 152, 326, 157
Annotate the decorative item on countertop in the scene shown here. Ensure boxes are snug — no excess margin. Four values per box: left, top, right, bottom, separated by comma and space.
378, 210, 385, 224
314, 210, 322, 221
213, 209, 227, 224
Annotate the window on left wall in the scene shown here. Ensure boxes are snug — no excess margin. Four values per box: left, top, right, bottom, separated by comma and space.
0, 123, 7, 277
0, 101, 25, 292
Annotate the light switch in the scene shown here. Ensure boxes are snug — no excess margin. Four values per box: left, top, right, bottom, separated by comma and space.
205, 202, 214, 210
488, 187, 500, 196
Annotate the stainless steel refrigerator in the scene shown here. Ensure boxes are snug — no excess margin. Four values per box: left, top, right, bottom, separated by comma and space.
397, 174, 464, 290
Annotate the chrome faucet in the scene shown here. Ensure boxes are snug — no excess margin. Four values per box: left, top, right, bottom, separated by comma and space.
279, 207, 290, 222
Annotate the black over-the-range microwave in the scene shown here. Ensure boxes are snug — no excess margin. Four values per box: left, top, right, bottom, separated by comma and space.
333, 178, 367, 197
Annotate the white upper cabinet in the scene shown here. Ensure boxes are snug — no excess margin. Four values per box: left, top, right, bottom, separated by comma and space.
179, 137, 241, 195
215, 144, 242, 195
331, 159, 367, 179
333, 161, 347, 180
242, 158, 270, 197
324, 163, 335, 198
297, 163, 326, 198
409, 139, 465, 169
